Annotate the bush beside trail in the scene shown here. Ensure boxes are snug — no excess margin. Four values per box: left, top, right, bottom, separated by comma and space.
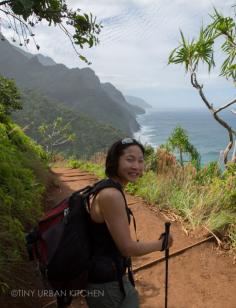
0, 119, 52, 293
67, 148, 236, 251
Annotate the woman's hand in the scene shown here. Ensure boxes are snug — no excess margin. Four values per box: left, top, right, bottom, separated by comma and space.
159, 233, 173, 251
97, 188, 174, 256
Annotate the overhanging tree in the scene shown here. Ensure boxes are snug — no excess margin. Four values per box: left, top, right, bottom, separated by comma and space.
0, 0, 102, 64
168, 6, 236, 164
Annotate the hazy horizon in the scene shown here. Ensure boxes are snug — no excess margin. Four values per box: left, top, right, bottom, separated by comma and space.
0, 0, 235, 109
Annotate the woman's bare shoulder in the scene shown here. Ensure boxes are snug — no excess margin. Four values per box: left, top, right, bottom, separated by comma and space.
97, 187, 125, 211
97, 186, 123, 199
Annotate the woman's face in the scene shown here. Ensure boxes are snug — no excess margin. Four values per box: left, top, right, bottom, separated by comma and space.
116, 145, 144, 185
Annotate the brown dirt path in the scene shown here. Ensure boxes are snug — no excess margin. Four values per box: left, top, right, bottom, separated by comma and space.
2, 167, 235, 308
48, 168, 236, 308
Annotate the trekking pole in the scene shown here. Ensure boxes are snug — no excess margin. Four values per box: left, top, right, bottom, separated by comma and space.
164, 222, 171, 308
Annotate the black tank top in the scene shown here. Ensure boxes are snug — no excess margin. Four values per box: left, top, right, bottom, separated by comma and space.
88, 184, 131, 284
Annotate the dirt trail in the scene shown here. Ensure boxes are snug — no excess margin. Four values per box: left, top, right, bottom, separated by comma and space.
3, 167, 236, 308
48, 168, 236, 308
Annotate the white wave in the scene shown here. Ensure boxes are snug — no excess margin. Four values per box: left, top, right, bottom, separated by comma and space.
134, 126, 157, 147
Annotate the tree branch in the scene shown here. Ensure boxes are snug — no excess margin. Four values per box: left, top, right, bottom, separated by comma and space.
53, 139, 70, 147
191, 73, 213, 110
58, 23, 91, 64
214, 98, 236, 115
0, 1, 12, 6
223, 138, 233, 164
232, 141, 236, 163
0, 8, 32, 33
191, 72, 236, 164
58, 23, 81, 57
0, 7, 41, 49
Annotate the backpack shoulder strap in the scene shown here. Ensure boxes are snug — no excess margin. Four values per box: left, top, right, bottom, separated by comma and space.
126, 207, 138, 239
91, 178, 123, 195
90, 179, 139, 291
87, 179, 138, 241
88, 178, 127, 207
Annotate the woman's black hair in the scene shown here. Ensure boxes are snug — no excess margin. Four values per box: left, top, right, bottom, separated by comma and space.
105, 138, 145, 178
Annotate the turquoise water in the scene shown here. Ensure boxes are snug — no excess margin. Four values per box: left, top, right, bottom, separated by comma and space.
134, 108, 236, 166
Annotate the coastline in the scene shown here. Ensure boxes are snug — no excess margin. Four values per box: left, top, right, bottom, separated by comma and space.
132, 108, 234, 166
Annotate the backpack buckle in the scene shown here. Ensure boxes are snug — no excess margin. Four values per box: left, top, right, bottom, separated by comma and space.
64, 208, 69, 216
64, 208, 69, 224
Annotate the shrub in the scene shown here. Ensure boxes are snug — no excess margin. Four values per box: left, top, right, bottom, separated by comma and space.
196, 161, 222, 184
67, 159, 105, 178
144, 144, 157, 172
126, 171, 161, 206
224, 162, 236, 177
67, 159, 82, 169
66, 153, 236, 249
0, 120, 48, 291
156, 148, 178, 175
206, 211, 236, 233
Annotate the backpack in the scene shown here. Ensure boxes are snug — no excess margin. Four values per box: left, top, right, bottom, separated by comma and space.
26, 179, 128, 294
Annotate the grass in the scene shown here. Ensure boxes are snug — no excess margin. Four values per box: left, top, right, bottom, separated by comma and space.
68, 153, 236, 251
67, 158, 105, 178
0, 120, 51, 293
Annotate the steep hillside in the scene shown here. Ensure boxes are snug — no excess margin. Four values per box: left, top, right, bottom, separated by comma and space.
12, 90, 125, 158
0, 118, 50, 292
102, 82, 145, 115
0, 39, 139, 135
125, 95, 152, 109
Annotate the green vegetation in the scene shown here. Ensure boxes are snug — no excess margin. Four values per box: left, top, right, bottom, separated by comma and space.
0, 55, 235, 300
12, 90, 125, 159
71, 145, 236, 250
168, 6, 236, 164
131, 157, 236, 249
0, 76, 22, 116
0, 0, 102, 64
0, 77, 50, 291
68, 158, 105, 179
38, 116, 76, 159
0, 37, 139, 137
167, 125, 200, 169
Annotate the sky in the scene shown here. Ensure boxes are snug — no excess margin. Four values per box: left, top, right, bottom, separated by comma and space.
0, 0, 235, 109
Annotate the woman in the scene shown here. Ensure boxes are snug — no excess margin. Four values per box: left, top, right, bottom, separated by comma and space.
86, 138, 173, 308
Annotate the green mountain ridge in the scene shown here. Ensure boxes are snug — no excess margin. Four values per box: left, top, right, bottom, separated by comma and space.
12, 90, 126, 158
0, 39, 139, 135
102, 83, 145, 115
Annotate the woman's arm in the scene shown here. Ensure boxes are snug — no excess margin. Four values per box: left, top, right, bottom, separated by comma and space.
97, 188, 172, 257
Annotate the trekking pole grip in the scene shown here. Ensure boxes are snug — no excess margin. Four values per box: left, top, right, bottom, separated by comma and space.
165, 222, 171, 247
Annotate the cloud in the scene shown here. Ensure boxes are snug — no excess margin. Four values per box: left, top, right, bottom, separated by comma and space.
1, 0, 235, 107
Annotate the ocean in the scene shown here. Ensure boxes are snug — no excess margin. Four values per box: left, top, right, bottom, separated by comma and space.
134, 108, 236, 166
